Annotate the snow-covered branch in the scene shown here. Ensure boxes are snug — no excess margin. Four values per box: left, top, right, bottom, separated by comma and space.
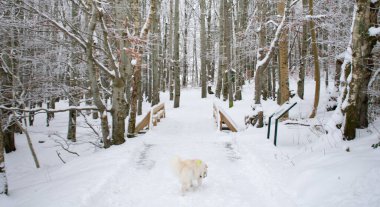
140, 0, 157, 40
19, 1, 86, 49
255, 0, 301, 71
19, 0, 116, 79
0, 105, 103, 113
98, 7, 119, 77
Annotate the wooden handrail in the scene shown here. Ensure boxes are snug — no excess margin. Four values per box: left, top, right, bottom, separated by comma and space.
213, 103, 238, 132
135, 111, 151, 133
152, 103, 165, 115
135, 103, 166, 134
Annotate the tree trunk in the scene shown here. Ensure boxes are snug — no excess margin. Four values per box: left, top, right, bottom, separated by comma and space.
67, 1, 80, 142
309, 0, 321, 118
344, 0, 380, 139
152, 0, 161, 106
335, 58, 343, 92
297, 0, 308, 99
169, 0, 174, 101
173, 0, 181, 108
67, 75, 78, 142
162, 22, 168, 92
225, 0, 234, 108
206, 0, 214, 95
272, 51, 277, 99
128, 0, 157, 136
182, 1, 188, 87
254, 0, 267, 105
215, 0, 225, 99
127, 0, 143, 137
278, 0, 290, 109
86, 3, 111, 148
200, 0, 207, 98
0, 115, 8, 195
235, 0, 248, 101
252, 0, 293, 127
323, 29, 329, 88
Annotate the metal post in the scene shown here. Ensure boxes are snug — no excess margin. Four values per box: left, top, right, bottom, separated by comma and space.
267, 113, 275, 139
273, 102, 297, 146
274, 119, 279, 146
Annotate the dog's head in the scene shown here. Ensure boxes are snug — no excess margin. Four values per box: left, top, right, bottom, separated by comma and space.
201, 164, 208, 178
196, 160, 208, 179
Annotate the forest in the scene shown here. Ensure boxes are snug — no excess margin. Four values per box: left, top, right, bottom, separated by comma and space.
0, 0, 380, 206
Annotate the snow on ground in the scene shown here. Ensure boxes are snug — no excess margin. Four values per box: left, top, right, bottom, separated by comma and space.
1, 80, 380, 207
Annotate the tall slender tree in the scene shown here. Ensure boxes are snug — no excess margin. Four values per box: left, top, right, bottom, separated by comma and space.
0, 113, 8, 195
200, 0, 207, 98
128, 0, 157, 136
309, 0, 321, 118
224, 0, 234, 108
297, 0, 308, 99
152, 0, 161, 106
215, 0, 225, 99
182, 0, 189, 87
173, 0, 180, 107
278, 0, 290, 109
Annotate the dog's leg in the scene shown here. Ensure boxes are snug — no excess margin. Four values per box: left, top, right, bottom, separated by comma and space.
197, 178, 202, 186
181, 181, 191, 195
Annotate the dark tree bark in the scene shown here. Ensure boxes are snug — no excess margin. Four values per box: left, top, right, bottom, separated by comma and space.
344, 0, 380, 139
0, 114, 8, 195
173, 0, 180, 107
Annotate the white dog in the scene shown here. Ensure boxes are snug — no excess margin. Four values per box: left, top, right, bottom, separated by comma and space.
172, 157, 208, 195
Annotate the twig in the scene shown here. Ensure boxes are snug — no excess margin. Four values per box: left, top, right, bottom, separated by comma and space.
56, 150, 66, 164
52, 133, 80, 157
284, 122, 311, 126
78, 111, 100, 138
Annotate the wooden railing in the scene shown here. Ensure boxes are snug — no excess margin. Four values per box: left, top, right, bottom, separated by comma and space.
213, 103, 238, 132
135, 103, 166, 134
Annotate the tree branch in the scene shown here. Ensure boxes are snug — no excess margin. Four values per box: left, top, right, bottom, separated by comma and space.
0, 105, 105, 113
13, 116, 40, 168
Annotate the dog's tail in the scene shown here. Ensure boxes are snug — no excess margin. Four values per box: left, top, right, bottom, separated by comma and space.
171, 156, 182, 176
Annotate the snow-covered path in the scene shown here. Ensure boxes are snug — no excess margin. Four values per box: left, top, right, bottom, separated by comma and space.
3, 84, 380, 207
80, 90, 296, 207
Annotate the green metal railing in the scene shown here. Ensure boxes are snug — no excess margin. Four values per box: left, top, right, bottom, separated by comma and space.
267, 102, 297, 146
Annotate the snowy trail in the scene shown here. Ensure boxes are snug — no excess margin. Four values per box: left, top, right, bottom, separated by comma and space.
3, 85, 380, 207
81, 90, 296, 207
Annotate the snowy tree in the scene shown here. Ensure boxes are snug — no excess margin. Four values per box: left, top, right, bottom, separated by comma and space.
343, 0, 380, 140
